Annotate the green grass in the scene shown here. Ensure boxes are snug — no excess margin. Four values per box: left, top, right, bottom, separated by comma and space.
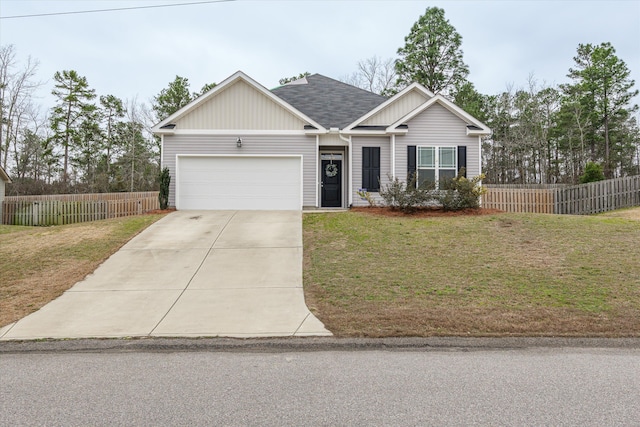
303, 210, 640, 337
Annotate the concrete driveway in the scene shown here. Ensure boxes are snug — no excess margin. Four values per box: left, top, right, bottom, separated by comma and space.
0, 211, 331, 340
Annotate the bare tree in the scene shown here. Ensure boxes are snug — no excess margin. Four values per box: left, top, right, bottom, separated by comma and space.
342, 56, 397, 95
0, 45, 43, 170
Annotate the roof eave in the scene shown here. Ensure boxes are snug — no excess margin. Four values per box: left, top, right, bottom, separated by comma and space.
342, 130, 389, 136
467, 128, 492, 136
0, 167, 11, 183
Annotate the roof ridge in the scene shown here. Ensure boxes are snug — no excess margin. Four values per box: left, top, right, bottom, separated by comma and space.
307, 73, 387, 100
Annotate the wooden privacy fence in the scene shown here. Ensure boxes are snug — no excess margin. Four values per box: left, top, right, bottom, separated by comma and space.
484, 176, 640, 215
1, 191, 159, 226
483, 186, 556, 214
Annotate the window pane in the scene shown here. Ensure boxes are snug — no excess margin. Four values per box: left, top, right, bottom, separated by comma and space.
418, 147, 434, 167
439, 168, 457, 189
417, 168, 435, 187
439, 147, 456, 168
440, 169, 457, 181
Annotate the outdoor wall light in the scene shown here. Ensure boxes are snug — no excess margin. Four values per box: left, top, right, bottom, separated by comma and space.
236, 137, 242, 148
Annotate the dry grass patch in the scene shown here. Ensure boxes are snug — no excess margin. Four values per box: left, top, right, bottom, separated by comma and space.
0, 214, 167, 327
599, 206, 640, 221
303, 209, 640, 337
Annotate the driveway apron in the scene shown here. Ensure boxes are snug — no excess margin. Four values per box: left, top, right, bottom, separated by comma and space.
0, 211, 331, 340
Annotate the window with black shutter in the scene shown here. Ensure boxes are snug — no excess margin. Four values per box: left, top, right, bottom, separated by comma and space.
362, 147, 381, 191
407, 145, 468, 188
407, 145, 417, 183
458, 146, 467, 177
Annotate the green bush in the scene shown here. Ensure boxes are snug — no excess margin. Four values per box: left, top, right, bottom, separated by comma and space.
580, 162, 605, 183
379, 174, 434, 213
158, 167, 171, 210
436, 169, 486, 211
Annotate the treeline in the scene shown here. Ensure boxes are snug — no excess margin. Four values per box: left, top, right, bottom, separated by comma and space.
475, 43, 639, 184
0, 47, 159, 195
0, 42, 215, 196
2, 7, 639, 195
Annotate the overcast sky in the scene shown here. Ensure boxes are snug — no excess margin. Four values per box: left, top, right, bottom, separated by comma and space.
1, 0, 639, 111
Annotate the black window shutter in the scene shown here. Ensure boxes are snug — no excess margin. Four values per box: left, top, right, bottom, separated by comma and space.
362, 147, 381, 191
407, 145, 416, 181
458, 146, 467, 177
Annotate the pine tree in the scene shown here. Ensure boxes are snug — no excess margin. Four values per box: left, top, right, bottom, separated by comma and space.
50, 70, 96, 183
563, 43, 638, 178
395, 7, 469, 95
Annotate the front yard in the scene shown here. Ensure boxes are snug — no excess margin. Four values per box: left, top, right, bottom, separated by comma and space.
2, 207, 639, 337
303, 208, 640, 337
0, 214, 166, 327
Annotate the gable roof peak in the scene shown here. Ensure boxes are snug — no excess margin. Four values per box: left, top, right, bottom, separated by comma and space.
152, 70, 325, 133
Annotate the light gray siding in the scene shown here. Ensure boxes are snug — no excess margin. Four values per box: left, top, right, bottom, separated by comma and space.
163, 134, 317, 208
351, 136, 391, 207
395, 103, 481, 182
361, 89, 430, 126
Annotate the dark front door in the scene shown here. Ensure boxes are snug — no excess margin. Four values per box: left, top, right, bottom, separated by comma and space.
321, 159, 342, 207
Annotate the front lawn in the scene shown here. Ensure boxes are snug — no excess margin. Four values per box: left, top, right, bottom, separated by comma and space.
303, 209, 640, 337
0, 214, 167, 327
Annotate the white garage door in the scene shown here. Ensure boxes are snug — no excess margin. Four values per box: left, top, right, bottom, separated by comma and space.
176, 155, 302, 210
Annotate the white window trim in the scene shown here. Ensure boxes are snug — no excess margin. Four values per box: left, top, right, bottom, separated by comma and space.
417, 146, 457, 187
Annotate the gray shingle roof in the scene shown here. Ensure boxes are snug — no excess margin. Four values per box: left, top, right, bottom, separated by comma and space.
271, 74, 387, 129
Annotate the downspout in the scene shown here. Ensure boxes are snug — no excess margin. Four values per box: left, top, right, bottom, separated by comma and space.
391, 134, 396, 178
315, 134, 320, 207
478, 135, 483, 177
338, 131, 352, 206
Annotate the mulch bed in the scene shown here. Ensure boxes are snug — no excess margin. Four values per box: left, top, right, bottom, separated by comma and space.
350, 206, 504, 217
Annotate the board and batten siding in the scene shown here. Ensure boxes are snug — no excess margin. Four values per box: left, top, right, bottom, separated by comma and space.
351, 136, 392, 207
162, 134, 317, 208
395, 103, 481, 182
361, 89, 430, 126
174, 80, 306, 130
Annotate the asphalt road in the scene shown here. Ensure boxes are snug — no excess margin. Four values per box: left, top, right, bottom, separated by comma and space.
2, 344, 639, 426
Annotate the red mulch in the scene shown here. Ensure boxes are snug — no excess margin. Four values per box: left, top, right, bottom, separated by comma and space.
350, 206, 504, 217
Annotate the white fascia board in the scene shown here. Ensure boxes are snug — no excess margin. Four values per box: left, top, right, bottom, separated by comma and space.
152, 71, 326, 134
162, 129, 311, 136
387, 94, 491, 134
304, 129, 328, 136
0, 166, 11, 183
343, 83, 435, 131
341, 130, 388, 136
467, 127, 492, 136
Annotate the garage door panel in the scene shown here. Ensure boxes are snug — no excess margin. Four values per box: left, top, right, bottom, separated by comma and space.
177, 156, 301, 210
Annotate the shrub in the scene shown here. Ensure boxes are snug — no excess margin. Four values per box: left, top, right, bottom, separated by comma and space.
580, 162, 605, 183
356, 188, 377, 207
379, 173, 434, 213
436, 169, 486, 211
158, 167, 171, 210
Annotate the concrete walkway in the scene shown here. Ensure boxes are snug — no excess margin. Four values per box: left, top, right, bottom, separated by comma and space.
0, 211, 331, 340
